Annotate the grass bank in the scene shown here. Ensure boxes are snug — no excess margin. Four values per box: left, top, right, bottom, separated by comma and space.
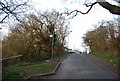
3, 61, 56, 81
3, 67, 26, 81
91, 53, 120, 65
2, 52, 68, 81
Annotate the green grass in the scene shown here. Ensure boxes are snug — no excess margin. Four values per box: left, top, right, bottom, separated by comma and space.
91, 53, 120, 64
11, 61, 42, 67
3, 63, 54, 81
27, 63, 53, 72
112, 59, 120, 64
3, 68, 25, 81
12, 62, 33, 67
64, 51, 69, 54
92, 53, 115, 60
2, 54, 62, 80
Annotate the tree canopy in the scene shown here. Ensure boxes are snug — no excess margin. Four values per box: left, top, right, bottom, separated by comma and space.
83, 20, 119, 57
2, 10, 71, 63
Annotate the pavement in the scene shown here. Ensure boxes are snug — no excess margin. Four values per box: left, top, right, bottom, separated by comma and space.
50, 53, 118, 79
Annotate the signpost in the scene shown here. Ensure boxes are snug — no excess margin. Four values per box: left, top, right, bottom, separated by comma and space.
49, 35, 54, 38
49, 34, 54, 60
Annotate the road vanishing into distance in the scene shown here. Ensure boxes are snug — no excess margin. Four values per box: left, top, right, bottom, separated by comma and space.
51, 53, 118, 79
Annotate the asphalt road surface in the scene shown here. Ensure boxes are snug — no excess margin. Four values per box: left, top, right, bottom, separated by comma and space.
51, 53, 118, 79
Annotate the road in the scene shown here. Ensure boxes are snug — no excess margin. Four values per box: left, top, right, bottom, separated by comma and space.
51, 53, 118, 79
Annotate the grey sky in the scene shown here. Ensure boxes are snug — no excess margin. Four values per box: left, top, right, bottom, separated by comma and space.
1, 0, 118, 51
30, 0, 118, 51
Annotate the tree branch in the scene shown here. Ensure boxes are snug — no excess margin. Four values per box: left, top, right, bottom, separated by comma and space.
66, 2, 97, 18
66, 0, 120, 19
112, 0, 120, 3
97, 0, 120, 15
0, 0, 30, 23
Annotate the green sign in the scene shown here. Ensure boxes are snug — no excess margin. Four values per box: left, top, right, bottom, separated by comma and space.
49, 35, 54, 37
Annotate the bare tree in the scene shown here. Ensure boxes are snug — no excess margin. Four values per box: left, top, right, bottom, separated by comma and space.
0, 0, 30, 23
83, 20, 119, 56
2, 10, 71, 63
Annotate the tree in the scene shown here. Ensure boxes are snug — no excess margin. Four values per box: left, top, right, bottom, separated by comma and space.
83, 20, 119, 56
0, 0, 30, 23
2, 10, 70, 63
37, 10, 71, 56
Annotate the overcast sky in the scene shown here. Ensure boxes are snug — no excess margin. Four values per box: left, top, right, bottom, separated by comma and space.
30, 0, 119, 51
1, 0, 118, 51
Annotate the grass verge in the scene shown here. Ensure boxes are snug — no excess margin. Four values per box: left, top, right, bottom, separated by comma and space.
3, 53, 68, 80
27, 63, 53, 72
91, 53, 120, 65
3, 59, 59, 80
2, 67, 26, 81
11, 61, 41, 67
